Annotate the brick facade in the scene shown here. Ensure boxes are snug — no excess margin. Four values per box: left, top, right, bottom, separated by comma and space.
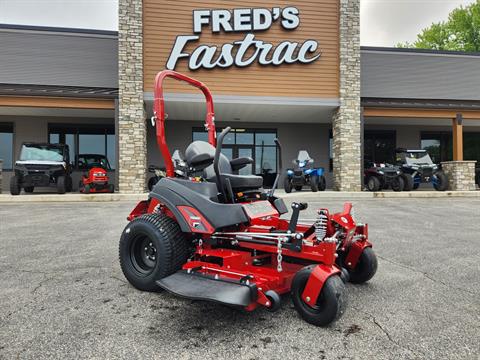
118, 0, 147, 193
441, 161, 477, 191
332, 0, 361, 191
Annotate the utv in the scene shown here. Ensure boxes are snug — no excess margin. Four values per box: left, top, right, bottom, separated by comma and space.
395, 148, 448, 191
10, 143, 72, 195
364, 160, 404, 192
78, 154, 114, 193
284, 151, 326, 192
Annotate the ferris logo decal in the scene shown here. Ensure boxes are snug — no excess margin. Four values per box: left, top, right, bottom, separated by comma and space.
166, 7, 321, 71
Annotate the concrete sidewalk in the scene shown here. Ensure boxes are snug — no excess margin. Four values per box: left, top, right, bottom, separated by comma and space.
0, 189, 479, 202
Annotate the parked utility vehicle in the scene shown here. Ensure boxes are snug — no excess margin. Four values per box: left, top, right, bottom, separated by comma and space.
284, 151, 326, 192
119, 71, 377, 327
10, 142, 72, 195
396, 149, 448, 191
78, 154, 114, 193
364, 160, 404, 192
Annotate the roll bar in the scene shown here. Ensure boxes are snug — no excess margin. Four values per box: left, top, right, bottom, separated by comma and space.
153, 70, 216, 177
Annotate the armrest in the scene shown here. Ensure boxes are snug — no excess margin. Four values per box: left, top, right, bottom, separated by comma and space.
230, 157, 253, 171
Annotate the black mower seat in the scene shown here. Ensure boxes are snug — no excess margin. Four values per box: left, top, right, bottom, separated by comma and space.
219, 173, 264, 190
185, 140, 263, 191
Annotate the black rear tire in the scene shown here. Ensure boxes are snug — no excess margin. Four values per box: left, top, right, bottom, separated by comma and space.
119, 213, 189, 292
10, 176, 21, 195
24, 186, 34, 193
108, 184, 115, 193
391, 176, 404, 192
57, 176, 66, 194
401, 173, 414, 191
318, 175, 327, 191
284, 177, 292, 193
433, 171, 448, 191
66, 175, 73, 192
348, 247, 378, 284
291, 267, 346, 327
366, 176, 381, 192
310, 175, 319, 192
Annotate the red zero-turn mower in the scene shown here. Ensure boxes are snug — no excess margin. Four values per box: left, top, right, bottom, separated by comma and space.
119, 70, 377, 327
78, 154, 114, 193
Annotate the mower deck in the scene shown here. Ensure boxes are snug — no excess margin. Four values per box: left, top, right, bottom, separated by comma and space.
157, 270, 256, 307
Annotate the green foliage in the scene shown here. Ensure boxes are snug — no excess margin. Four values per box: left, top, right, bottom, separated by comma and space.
397, 0, 480, 52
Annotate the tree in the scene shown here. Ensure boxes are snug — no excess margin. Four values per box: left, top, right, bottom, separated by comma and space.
398, 0, 480, 52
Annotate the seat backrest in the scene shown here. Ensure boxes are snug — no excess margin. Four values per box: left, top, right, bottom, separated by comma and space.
184, 141, 233, 179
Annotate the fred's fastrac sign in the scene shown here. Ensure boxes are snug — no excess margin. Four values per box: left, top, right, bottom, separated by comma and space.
166, 7, 322, 70
143, 0, 339, 98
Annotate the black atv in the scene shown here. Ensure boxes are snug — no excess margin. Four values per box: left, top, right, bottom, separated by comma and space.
364, 160, 404, 192
10, 143, 73, 195
395, 148, 448, 191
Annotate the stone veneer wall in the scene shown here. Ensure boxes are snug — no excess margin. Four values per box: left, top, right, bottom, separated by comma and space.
332, 0, 361, 191
441, 161, 477, 191
118, 0, 146, 193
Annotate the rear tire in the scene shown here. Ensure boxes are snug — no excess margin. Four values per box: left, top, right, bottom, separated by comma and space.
366, 176, 381, 192
291, 268, 346, 327
66, 176, 73, 192
433, 171, 448, 191
24, 186, 34, 193
348, 247, 378, 284
57, 176, 66, 194
284, 177, 292, 193
108, 184, 115, 193
119, 213, 189, 292
318, 175, 327, 191
391, 176, 404, 192
310, 175, 319, 192
10, 176, 21, 195
401, 173, 414, 191
84, 184, 91, 194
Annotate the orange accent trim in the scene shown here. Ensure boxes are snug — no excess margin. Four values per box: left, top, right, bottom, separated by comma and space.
0, 96, 115, 109
364, 107, 480, 120
452, 117, 464, 161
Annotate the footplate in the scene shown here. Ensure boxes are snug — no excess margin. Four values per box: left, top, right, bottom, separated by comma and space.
156, 271, 257, 307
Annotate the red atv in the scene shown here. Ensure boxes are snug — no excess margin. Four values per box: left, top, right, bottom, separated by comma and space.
78, 154, 114, 193
119, 71, 377, 327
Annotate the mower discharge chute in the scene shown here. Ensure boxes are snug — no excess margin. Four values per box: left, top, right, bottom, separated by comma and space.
119, 70, 377, 327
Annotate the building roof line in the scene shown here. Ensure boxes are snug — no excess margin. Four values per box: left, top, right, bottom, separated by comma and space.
361, 46, 480, 57
0, 23, 118, 38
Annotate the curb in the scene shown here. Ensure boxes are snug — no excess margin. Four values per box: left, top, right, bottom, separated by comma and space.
0, 190, 479, 202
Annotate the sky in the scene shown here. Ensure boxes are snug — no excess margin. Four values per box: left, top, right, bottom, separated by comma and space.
0, 0, 476, 46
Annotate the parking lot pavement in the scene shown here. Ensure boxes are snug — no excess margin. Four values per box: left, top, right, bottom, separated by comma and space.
0, 197, 479, 359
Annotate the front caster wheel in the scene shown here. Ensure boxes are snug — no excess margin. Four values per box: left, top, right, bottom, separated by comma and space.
119, 213, 189, 292
291, 268, 346, 327
348, 247, 378, 284
265, 290, 282, 312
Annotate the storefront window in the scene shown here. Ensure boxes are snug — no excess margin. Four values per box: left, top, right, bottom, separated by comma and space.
421, 132, 452, 163
0, 123, 14, 170
49, 124, 115, 169
192, 128, 277, 175
364, 130, 396, 164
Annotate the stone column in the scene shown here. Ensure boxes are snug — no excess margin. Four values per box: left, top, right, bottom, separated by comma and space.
118, 0, 146, 193
441, 161, 477, 191
332, 0, 361, 191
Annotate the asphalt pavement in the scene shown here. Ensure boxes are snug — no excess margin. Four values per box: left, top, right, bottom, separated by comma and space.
0, 196, 479, 359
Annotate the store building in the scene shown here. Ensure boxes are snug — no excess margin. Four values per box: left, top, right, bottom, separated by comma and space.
1, 0, 479, 193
